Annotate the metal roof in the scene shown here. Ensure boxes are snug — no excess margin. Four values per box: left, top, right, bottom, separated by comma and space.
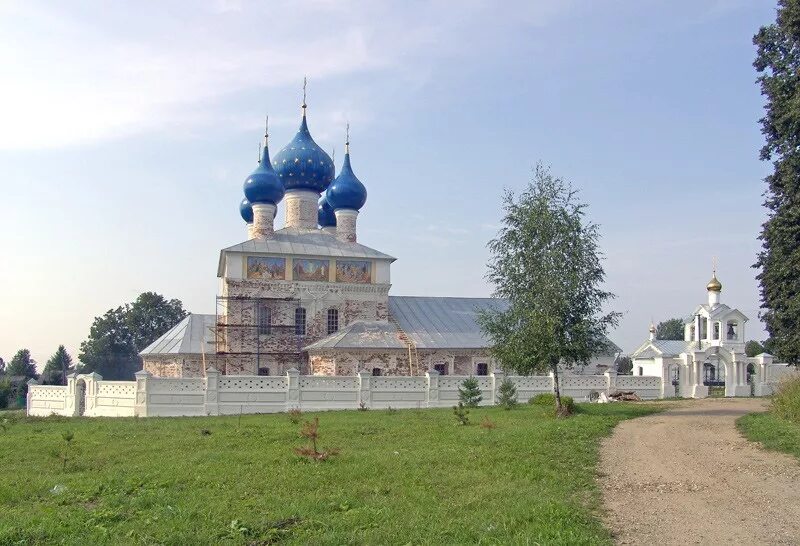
303, 321, 406, 351
218, 228, 395, 276
139, 314, 216, 356
632, 339, 698, 359
388, 296, 507, 349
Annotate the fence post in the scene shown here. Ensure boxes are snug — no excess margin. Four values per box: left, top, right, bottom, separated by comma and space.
548, 371, 556, 393
491, 369, 505, 405
82, 372, 102, 417
134, 370, 150, 417
753, 353, 774, 397
604, 370, 617, 396
426, 370, 440, 408
357, 371, 372, 408
205, 367, 220, 416
25, 378, 39, 416
64, 373, 79, 416
286, 368, 300, 411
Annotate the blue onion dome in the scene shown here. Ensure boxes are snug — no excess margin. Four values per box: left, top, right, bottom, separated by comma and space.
243, 119, 285, 205
272, 107, 335, 193
326, 139, 367, 211
318, 195, 336, 227
240, 197, 253, 223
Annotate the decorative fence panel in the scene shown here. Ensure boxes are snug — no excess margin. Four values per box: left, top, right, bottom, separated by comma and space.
28, 369, 682, 418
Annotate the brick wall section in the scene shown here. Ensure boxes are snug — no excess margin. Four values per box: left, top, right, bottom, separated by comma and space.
308, 348, 494, 376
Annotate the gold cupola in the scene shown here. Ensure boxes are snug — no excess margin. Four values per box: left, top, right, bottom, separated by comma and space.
706, 274, 722, 292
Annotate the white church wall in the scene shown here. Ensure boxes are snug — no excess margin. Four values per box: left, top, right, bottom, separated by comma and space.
28, 369, 669, 417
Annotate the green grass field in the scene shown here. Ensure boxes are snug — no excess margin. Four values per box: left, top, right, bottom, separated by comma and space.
0, 403, 658, 545
738, 411, 800, 460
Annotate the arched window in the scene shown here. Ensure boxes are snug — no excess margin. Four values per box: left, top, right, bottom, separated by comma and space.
476, 362, 489, 376
327, 308, 339, 335
372, 367, 382, 377
434, 363, 448, 375
295, 307, 306, 336
713, 322, 720, 340
638, 366, 643, 376
257, 305, 271, 335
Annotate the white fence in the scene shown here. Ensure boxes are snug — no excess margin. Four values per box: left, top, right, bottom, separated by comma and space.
27, 369, 665, 418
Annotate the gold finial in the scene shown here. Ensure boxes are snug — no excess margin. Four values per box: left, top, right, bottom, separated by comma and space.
345, 122, 350, 154
302, 76, 307, 114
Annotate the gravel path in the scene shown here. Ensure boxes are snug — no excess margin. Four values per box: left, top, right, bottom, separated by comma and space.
599, 398, 800, 545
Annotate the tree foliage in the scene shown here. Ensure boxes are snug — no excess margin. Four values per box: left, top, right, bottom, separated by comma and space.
478, 165, 619, 413
79, 292, 187, 380
6, 349, 37, 379
615, 355, 633, 375
497, 378, 518, 410
745, 340, 766, 358
42, 345, 73, 385
655, 318, 684, 341
753, 0, 800, 364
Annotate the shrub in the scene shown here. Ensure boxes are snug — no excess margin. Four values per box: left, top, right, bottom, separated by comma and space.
772, 375, 800, 423
458, 377, 483, 408
293, 417, 339, 461
0, 380, 11, 409
529, 393, 556, 406
529, 393, 575, 415
497, 378, 517, 410
453, 402, 470, 426
287, 408, 302, 424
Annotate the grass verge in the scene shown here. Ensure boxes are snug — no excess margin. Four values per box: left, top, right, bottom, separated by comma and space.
0, 403, 658, 545
738, 411, 800, 460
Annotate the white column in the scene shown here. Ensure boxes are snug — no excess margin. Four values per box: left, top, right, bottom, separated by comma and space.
357, 371, 372, 408
205, 367, 220, 415
252, 203, 276, 238
334, 209, 358, 243
284, 190, 319, 230
134, 370, 150, 417
286, 368, 300, 411
426, 370, 440, 408
491, 369, 505, 405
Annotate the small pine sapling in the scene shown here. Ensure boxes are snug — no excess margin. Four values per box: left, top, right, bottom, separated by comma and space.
54, 430, 74, 471
293, 417, 339, 461
458, 376, 483, 408
288, 408, 302, 424
480, 415, 497, 430
453, 402, 470, 425
497, 378, 518, 410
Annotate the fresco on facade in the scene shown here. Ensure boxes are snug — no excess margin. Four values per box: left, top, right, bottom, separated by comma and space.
293, 259, 330, 282
336, 260, 372, 283
246, 256, 286, 280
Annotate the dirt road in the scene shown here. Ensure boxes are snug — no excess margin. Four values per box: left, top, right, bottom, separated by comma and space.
599, 398, 800, 545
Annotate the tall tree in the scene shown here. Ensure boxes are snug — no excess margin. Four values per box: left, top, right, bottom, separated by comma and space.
6, 349, 37, 379
754, 0, 800, 365
656, 318, 684, 341
78, 293, 187, 380
615, 355, 633, 375
41, 345, 73, 385
478, 165, 619, 415
0, 357, 5, 375
745, 340, 766, 358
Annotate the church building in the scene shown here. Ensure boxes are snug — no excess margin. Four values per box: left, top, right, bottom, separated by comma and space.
141, 90, 619, 378
631, 272, 751, 397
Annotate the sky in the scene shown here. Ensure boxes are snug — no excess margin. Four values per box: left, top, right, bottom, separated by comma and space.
0, 0, 778, 368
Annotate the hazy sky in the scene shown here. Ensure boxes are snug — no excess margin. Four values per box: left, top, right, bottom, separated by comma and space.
0, 0, 776, 367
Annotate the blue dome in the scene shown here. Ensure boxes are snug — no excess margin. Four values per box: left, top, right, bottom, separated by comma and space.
318, 195, 336, 227
326, 151, 367, 211
240, 197, 253, 223
272, 114, 334, 193
243, 141, 284, 205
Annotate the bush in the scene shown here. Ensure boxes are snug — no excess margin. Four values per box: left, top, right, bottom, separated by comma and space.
453, 402, 470, 426
529, 393, 556, 406
772, 375, 800, 423
497, 378, 518, 410
528, 392, 575, 414
458, 377, 483, 408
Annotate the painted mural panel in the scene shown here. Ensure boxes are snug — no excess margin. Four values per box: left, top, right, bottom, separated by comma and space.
336, 260, 372, 283
246, 256, 286, 280
293, 258, 330, 282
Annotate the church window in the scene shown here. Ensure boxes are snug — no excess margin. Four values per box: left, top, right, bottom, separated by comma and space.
327, 308, 339, 335
372, 367, 382, 377
295, 307, 306, 336
713, 322, 720, 340
726, 321, 738, 340
476, 362, 489, 376
258, 366, 270, 376
638, 366, 643, 376
690, 325, 696, 340
257, 305, 272, 335
434, 363, 448, 375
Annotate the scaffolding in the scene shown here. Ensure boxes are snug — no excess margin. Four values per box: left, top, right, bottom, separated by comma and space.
214, 294, 306, 375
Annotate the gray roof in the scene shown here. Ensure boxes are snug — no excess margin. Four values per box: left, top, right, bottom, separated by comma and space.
632, 339, 698, 359
303, 321, 406, 351
387, 296, 507, 349
140, 314, 216, 356
218, 228, 395, 276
